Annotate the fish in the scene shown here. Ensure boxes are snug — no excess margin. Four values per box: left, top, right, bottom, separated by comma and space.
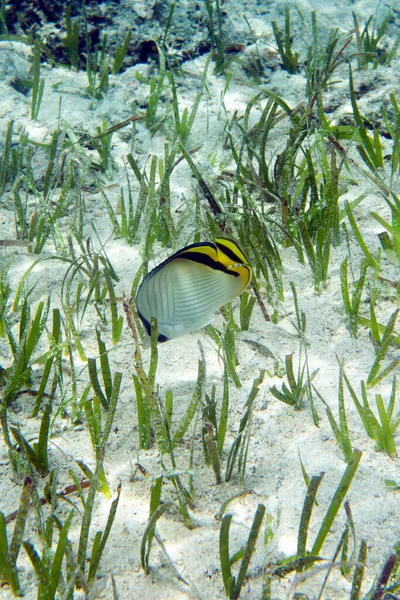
136, 237, 252, 342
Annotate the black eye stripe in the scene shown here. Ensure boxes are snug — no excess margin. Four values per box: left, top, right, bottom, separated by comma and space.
177, 252, 240, 276
215, 240, 246, 264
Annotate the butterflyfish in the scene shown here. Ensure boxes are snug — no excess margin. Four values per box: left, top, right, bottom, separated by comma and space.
136, 237, 252, 342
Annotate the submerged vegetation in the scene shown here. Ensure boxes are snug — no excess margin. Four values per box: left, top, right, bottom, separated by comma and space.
0, 1, 400, 599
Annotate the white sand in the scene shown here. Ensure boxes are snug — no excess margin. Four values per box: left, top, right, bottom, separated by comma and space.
1, 2, 400, 598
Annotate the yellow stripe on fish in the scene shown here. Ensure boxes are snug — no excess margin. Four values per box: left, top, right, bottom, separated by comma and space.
136, 237, 252, 342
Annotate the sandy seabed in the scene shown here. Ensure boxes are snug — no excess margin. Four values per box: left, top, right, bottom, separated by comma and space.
1, 1, 400, 598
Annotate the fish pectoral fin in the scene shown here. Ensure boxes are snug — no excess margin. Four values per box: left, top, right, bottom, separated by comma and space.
141, 333, 151, 349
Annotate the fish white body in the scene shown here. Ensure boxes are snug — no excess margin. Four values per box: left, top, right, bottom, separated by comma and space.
136, 238, 252, 342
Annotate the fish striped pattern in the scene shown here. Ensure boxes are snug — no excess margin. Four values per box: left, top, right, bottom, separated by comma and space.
136, 238, 252, 342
